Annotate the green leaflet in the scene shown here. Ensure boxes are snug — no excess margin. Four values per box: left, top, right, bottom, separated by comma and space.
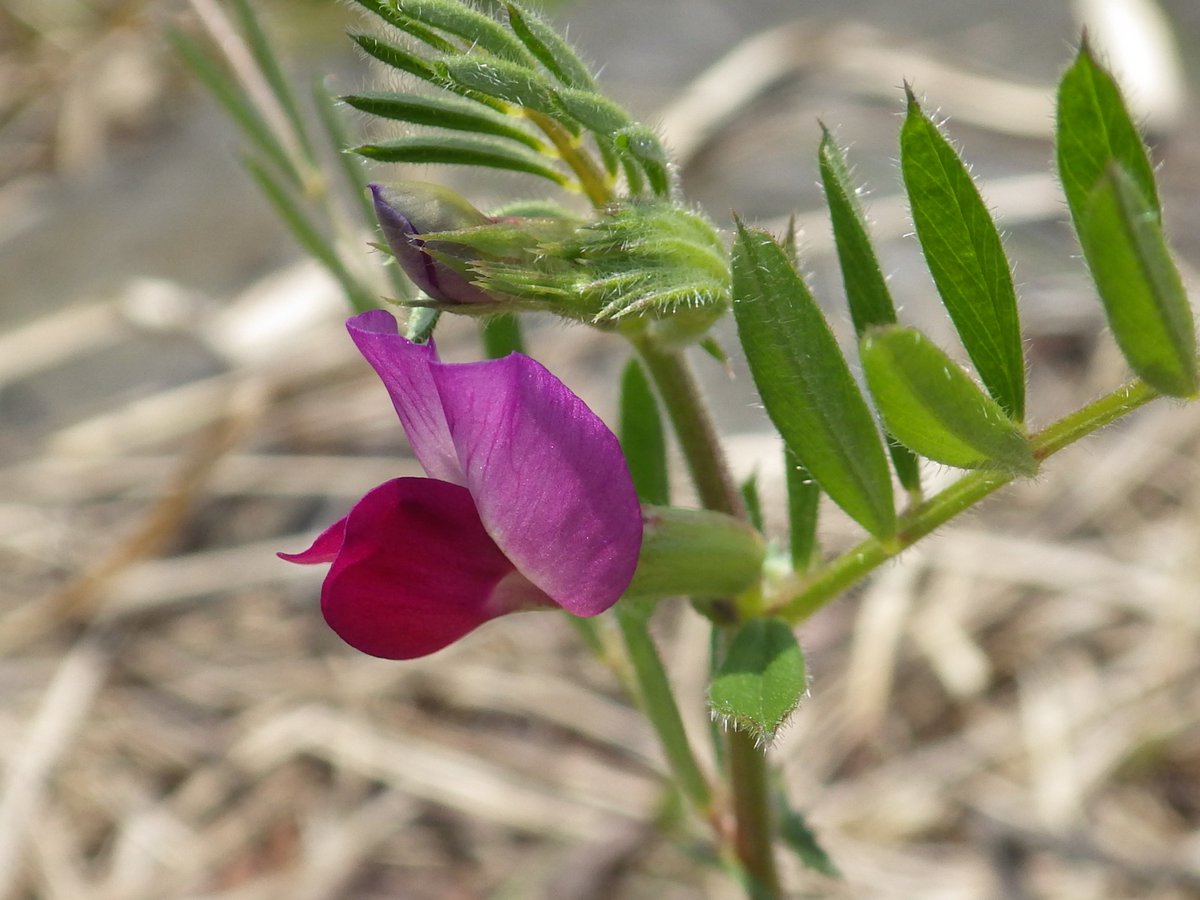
732, 223, 896, 539
342, 91, 546, 151
615, 124, 672, 198
439, 55, 563, 121
901, 90, 1026, 422
784, 446, 819, 573
244, 159, 375, 313
349, 32, 440, 83
776, 794, 842, 879
1054, 43, 1194, 397
228, 0, 316, 164
1078, 165, 1197, 397
1056, 39, 1160, 229
740, 472, 764, 532
819, 126, 921, 494
709, 619, 807, 743
355, 135, 572, 186
170, 28, 302, 189
349, 0, 458, 53
554, 87, 632, 136
385, 0, 536, 65
619, 357, 670, 506
860, 325, 1037, 475
818, 125, 895, 334
505, 3, 596, 89
348, 0, 665, 202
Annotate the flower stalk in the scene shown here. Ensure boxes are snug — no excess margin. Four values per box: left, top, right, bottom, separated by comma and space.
632, 331, 780, 896
616, 602, 714, 815
630, 335, 744, 519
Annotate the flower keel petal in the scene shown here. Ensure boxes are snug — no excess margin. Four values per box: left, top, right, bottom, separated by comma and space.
318, 478, 553, 659
277, 517, 346, 565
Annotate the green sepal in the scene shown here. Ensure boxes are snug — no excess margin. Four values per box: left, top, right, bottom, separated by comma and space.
465, 200, 728, 329
405, 308, 440, 342
480, 313, 524, 358
619, 358, 670, 506
860, 325, 1038, 475
419, 217, 576, 258
731, 222, 896, 539
1056, 37, 1160, 230
1078, 164, 1197, 397
709, 619, 807, 743
901, 88, 1026, 421
623, 506, 764, 601
699, 336, 729, 366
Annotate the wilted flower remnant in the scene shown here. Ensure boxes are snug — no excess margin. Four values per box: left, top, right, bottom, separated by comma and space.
281, 310, 643, 659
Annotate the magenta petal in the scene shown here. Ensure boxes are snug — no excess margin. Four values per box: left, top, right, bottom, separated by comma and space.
346, 311, 463, 485
432, 355, 643, 616
319, 478, 553, 660
278, 517, 347, 565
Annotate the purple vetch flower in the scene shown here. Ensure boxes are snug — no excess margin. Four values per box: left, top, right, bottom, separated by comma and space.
280, 310, 643, 659
370, 182, 497, 305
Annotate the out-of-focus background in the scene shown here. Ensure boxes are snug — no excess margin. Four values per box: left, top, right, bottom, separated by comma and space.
3, 1, 1200, 897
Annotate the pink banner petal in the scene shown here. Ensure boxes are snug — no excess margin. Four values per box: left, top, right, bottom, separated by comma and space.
347, 312, 464, 485
432, 355, 642, 616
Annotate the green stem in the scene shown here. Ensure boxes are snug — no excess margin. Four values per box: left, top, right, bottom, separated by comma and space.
524, 109, 613, 208
771, 377, 1160, 622
616, 605, 714, 814
632, 338, 743, 517
727, 727, 781, 898
633, 335, 778, 896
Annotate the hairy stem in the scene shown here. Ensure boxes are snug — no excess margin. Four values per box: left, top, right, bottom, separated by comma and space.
632, 338, 744, 518
634, 336, 778, 896
523, 109, 613, 208
616, 605, 714, 814
727, 726, 781, 897
771, 377, 1160, 622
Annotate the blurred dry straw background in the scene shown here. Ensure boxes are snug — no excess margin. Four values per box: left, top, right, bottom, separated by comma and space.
4, 0, 1200, 897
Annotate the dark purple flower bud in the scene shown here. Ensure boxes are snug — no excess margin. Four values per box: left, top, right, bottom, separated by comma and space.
370, 182, 497, 305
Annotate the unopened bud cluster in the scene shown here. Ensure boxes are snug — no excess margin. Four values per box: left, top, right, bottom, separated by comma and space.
371, 182, 729, 340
